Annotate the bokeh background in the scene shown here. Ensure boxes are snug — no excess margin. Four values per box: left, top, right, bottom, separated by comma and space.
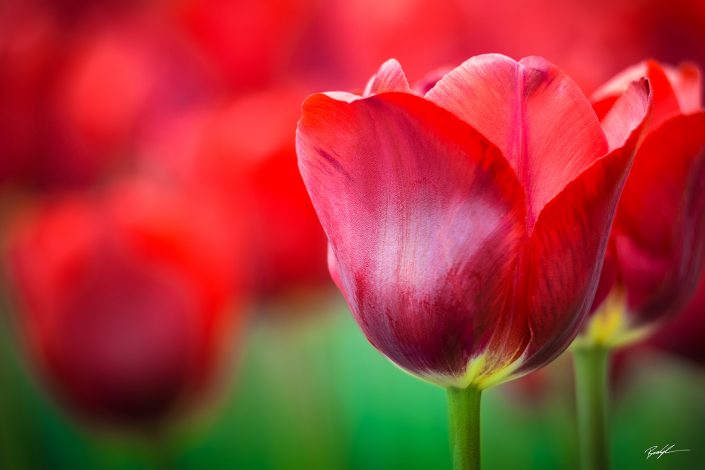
1, 0, 705, 468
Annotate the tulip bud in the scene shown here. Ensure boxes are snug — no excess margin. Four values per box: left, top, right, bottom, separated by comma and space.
6, 178, 243, 427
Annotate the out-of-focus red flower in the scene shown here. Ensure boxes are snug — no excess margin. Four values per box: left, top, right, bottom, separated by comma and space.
296, 56, 650, 388
171, 0, 315, 90
2, 2, 216, 191
140, 86, 329, 299
6, 178, 243, 427
586, 61, 705, 345
651, 265, 705, 366
40, 10, 214, 188
0, 1, 62, 187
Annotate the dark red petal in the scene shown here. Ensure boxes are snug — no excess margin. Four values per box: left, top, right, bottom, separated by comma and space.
426, 54, 607, 226
297, 92, 526, 380
363, 59, 412, 96
614, 112, 705, 324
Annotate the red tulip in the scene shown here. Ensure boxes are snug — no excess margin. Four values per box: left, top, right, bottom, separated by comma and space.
296, 55, 651, 388
6, 178, 243, 426
139, 87, 329, 299
42, 10, 214, 188
587, 60, 705, 344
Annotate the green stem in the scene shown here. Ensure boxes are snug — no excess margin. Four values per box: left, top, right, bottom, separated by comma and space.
447, 385, 482, 470
573, 344, 610, 470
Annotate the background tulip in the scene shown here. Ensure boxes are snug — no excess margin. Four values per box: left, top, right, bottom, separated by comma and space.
571, 60, 705, 470
5, 178, 243, 427
651, 263, 705, 367
586, 60, 705, 346
138, 86, 330, 301
297, 55, 651, 469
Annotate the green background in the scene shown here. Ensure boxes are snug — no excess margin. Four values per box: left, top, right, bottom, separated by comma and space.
1, 294, 703, 469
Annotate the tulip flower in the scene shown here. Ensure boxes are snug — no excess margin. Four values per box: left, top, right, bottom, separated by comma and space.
139, 87, 329, 300
571, 60, 705, 470
296, 55, 651, 469
5, 178, 243, 428
582, 60, 705, 346
43, 10, 213, 189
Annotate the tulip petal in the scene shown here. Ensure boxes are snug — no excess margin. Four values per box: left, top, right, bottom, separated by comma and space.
600, 79, 650, 151
515, 95, 651, 373
363, 58, 412, 96
592, 60, 681, 128
516, 145, 636, 373
614, 112, 705, 323
297, 92, 526, 381
426, 54, 607, 225
665, 62, 702, 114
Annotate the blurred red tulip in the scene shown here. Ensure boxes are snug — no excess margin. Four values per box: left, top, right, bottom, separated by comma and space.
139, 86, 329, 299
2, 2, 217, 191
587, 60, 705, 344
40, 10, 214, 188
171, 0, 316, 90
296, 56, 650, 388
6, 178, 243, 427
651, 264, 705, 367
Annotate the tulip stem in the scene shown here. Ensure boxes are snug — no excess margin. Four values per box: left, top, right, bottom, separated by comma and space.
447, 385, 482, 470
573, 343, 610, 470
